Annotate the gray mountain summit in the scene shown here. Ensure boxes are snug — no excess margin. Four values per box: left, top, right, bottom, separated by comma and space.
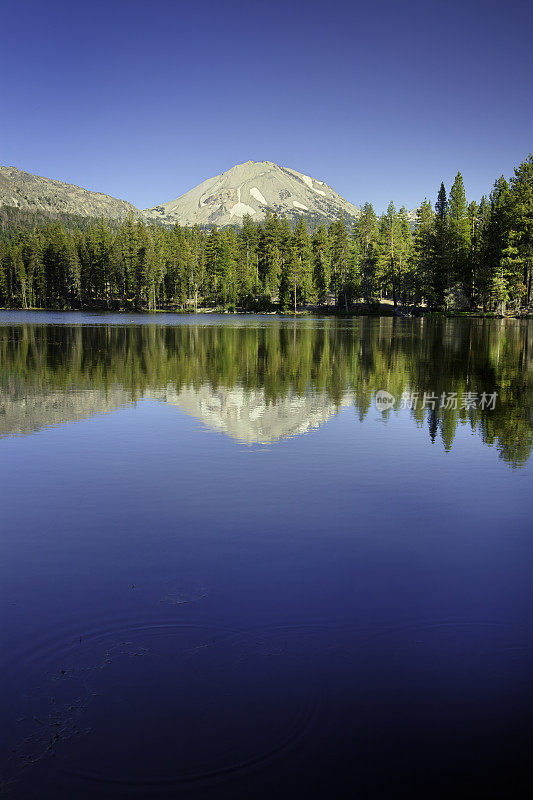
143, 160, 361, 227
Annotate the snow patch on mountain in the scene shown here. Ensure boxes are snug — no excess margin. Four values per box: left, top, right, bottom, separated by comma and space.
249, 187, 267, 204
299, 173, 326, 196
230, 202, 256, 217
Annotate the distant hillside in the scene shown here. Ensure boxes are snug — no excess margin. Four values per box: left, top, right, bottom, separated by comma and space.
0, 166, 139, 221
0, 204, 126, 239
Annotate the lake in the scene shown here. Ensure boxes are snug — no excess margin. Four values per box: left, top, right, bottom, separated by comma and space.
1, 311, 532, 799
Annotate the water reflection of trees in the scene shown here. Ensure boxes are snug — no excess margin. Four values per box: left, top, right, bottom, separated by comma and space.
0, 318, 531, 466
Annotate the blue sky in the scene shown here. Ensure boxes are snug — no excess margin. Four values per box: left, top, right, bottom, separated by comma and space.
2, 0, 532, 213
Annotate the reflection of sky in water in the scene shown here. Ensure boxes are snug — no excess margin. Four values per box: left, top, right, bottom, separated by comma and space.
1, 316, 532, 798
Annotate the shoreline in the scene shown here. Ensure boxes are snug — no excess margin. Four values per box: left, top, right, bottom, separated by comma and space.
0, 306, 530, 320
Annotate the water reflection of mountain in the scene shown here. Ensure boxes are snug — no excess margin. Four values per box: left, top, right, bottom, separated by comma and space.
0, 387, 132, 438
155, 386, 353, 443
0, 318, 531, 465
0, 384, 352, 444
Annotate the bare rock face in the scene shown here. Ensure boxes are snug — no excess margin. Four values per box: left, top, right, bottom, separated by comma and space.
143, 160, 361, 228
0, 165, 139, 220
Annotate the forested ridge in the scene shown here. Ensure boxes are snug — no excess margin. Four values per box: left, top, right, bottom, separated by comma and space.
1, 155, 532, 315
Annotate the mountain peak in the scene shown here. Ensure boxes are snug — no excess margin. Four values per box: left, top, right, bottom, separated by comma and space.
144, 161, 360, 227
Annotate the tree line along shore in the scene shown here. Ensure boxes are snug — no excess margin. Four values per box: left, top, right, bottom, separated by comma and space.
0, 155, 531, 316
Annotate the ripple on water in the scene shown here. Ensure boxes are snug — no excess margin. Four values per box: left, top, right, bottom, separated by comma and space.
1, 618, 323, 796
6, 614, 523, 796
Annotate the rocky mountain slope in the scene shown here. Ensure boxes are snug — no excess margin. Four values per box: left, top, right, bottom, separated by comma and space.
0, 161, 416, 229
143, 160, 361, 227
0, 166, 139, 220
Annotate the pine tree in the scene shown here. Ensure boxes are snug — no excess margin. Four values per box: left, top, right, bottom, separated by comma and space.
378, 202, 401, 306
165, 224, 187, 308
149, 225, 168, 310
329, 216, 351, 309
118, 213, 140, 304
204, 226, 221, 303
239, 214, 259, 299
311, 224, 331, 304
412, 198, 434, 305
188, 225, 205, 311
261, 211, 282, 300
277, 217, 294, 308
398, 206, 413, 304
508, 153, 533, 305
65, 235, 81, 306
27, 237, 44, 308
475, 195, 492, 308
215, 235, 234, 307
356, 202, 380, 305
432, 182, 450, 307
0, 242, 9, 305
14, 245, 28, 309
292, 217, 313, 305
448, 172, 470, 293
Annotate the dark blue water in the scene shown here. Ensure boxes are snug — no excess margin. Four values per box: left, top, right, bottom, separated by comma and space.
1, 313, 532, 799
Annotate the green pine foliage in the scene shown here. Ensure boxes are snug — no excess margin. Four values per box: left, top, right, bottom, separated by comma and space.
448, 172, 471, 292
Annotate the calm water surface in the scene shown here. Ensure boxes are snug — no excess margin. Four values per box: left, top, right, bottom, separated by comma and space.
1, 312, 532, 799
